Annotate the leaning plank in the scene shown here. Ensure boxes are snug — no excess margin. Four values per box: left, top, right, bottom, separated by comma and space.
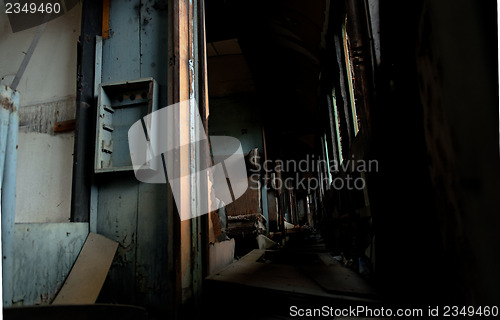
52, 232, 118, 305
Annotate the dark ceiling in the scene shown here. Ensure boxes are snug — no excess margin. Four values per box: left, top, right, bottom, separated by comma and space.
206, 0, 328, 159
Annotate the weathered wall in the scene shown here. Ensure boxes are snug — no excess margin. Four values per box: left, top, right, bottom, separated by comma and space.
11, 223, 88, 305
208, 95, 269, 223
0, 2, 87, 307
0, 3, 81, 222
95, 1, 169, 316
0, 4, 80, 102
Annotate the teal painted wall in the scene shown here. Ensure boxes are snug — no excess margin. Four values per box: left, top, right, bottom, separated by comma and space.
11, 223, 88, 305
208, 95, 269, 224
96, 0, 169, 315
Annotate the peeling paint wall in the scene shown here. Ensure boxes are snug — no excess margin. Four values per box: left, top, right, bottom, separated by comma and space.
0, 1, 85, 307
0, 3, 81, 223
11, 223, 88, 305
95, 1, 169, 316
15, 131, 74, 222
16, 97, 76, 222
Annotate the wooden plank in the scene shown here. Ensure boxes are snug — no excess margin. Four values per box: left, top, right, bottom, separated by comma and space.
209, 211, 222, 241
52, 232, 118, 305
166, 0, 181, 315
102, 0, 110, 39
53, 119, 76, 133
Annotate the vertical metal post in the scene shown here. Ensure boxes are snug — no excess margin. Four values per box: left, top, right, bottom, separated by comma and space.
90, 35, 103, 234
71, 0, 103, 223
0, 85, 19, 307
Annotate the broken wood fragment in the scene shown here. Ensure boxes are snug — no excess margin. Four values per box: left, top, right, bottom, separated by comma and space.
53, 119, 76, 133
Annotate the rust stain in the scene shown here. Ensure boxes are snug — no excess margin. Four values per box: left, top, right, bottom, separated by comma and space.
0, 95, 14, 111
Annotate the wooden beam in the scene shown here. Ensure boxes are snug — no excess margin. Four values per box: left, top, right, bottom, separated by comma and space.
53, 119, 76, 133
102, 0, 110, 39
169, 0, 207, 315
166, 0, 180, 318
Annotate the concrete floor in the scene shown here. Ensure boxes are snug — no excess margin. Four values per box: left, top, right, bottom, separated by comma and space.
203, 232, 383, 319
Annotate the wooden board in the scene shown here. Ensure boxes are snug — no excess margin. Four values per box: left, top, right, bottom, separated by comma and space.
53, 119, 76, 133
52, 233, 118, 305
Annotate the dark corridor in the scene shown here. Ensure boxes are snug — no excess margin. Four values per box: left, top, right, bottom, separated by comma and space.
1, 0, 499, 319
203, 0, 500, 318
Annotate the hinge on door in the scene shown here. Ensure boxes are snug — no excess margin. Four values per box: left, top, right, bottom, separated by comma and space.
169, 55, 176, 66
